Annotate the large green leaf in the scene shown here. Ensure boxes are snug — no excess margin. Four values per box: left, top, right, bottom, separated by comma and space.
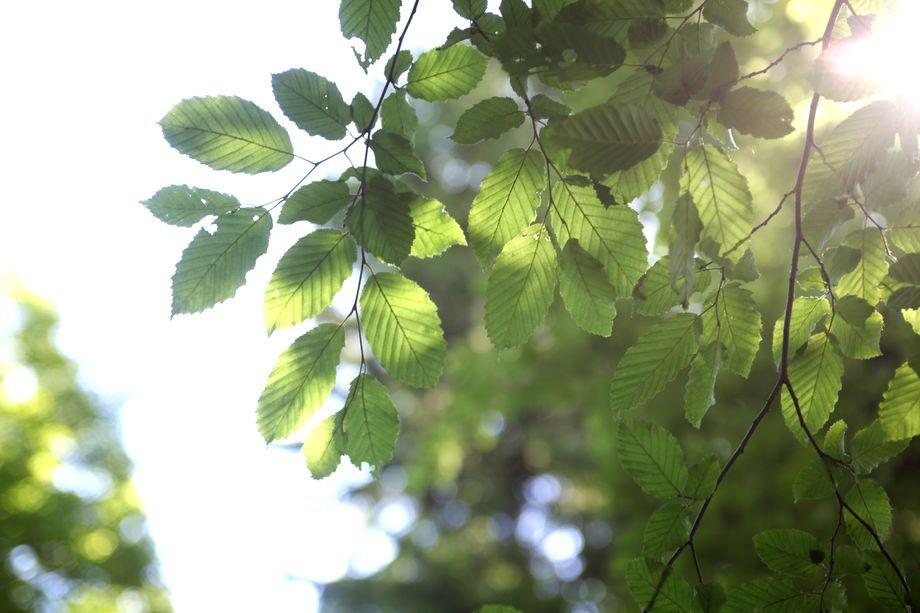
452, 97, 525, 144
837, 230, 889, 304
257, 323, 346, 442
271, 69, 351, 139
342, 374, 399, 471
380, 91, 418, 137
142, 185, 240, 227
171, 207, 271, 315
558, 240, 617, 337
617, 418, 688, 499
753, 529, 822, 576
878, 362, 920, 441
278, 180, 351, 225
851, 420, 910, 474
685, 343, 721, 428
681, 145, 753, 259
406, 46, 488, 102
717, 87, 794, 139
611, 314, 699, 414
360, 272, 446, 388
625, 558, 699, 612
845, 478, 892, 550
264, 230, 357, 334
408, 197, 467, 258
370, 130, 427, 178
829, 310, 883, 360
160, 96, 293, 174
722, 579, 818, 612
346, 176, 414, 265
644, 501, 691, 557
552, 182, 648, 295
771, 297, 831, 365
467, 149, 546, 266
339, 0, 402, 69
484, 226, 557, 348
702, 283, 762, 377
551, 103, 662, 178
303, 412, 346, 479
781, 333, 843, 441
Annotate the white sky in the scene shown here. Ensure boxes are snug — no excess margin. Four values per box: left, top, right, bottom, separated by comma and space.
0, 2, 476, 611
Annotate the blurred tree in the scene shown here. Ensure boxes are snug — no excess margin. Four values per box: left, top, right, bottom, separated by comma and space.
0, 287, 170, 612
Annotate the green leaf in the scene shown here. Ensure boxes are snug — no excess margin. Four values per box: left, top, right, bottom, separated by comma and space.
257, 323, 346, 442
625, 558, 699, 612
552, 181, 648, 295
863, 551, 908, 608
370, 130, 427, 178
384, 49, 413, 81
823, 419, 848, 460
703, 0, 756, 36
141, 185, 240, 227
703, 41, 739, 101
270, 69, 351, 139
644, 501, 691, 557
263, 230, 357, 334
813, 44, 883, 102
889, 252, 920, 284
772, 297, 831, 365
342, 374, 399, 471
380, 91, 418, 137
878, 362, 920, 441
346, 176, 414, 265
902, 308, 920, 335
617, 418, 689, 499
718, 87, 794, 139
551, 103, 662, 178
279, 180, 351, 225
467, 149, 546, 266
753, 529, 822, 576
829, 310, 883, 360
696, 582, 726, 613
171, 208, 271, 315
851, 420, 909, 474
685, 455, 720, 499
793, 459, 835, 502
304, 412, 346, 479
558, 240, 617, 337
530, 94, 570, 120
702, 283, 762, 377
781, 333, 843, 442
611, 314, 699, 414
722, 578, 818, 612
451, 97, 525, 144
835, 545, 867, 576
670, 196, 702, 305
339, 0, 402, 69
681, 145, 753, 260
844, 478, 892, 550
837, 230, 889, 305
452, 0, 486, 19
636, 258, 710, 317
350, 92, 375, 133
890, 226, 920, 253
160, 96, 293, 174
406, 46, 488, 102
685, 343, 721, 428
484, 226, 557, 348
408, 197, 467, 258
360, 272, 446, 388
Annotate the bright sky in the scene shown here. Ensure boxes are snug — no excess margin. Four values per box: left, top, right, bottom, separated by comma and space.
0, 2, 474, 610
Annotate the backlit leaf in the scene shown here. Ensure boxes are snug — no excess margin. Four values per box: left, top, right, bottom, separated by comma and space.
718, 87, 794, 139
878, 362, 920, 441
339, 0, 402, 69
753, 529, 822, 576
844, 478, 892, 550
407, 46, 488, 102
346, 177, 414, 265
279, 180, 351, 225
702, 283, 762, 377
452, 97, 525, 144
408, 197, 467, 258
558, 240, 617, 337
271, 69, 352, 139
617, 419, 688, 499
781, 333, 843, 442
142, 185, 240, 227
342, 374, 399, 471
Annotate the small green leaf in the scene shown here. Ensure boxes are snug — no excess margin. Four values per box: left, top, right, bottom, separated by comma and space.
408, 197, 467, 258
339, 0, 402, 69
384, 49, 413, 81
451, 97, 525, 144
696, 582, 726, 613
304, 412, 346, 479
350, 92, 375, 132
361, 272, 446, 388
263, 230, 356, 334
772, 297, 831, 365
902, 308, 920, 335
558, 241, 617, 337
889, 252, 920, 284
467, 148, 546, 266
823, 419, 848, 460
257, 323, 346, 442
484, 226, 557, 348
380, 91, 418, 137
141, 185, 240, 227
793, 459, 834, 502
171, 208, 271, 315
617, 418, 688, 499
407, 46, 488, 101
279, 180, 351, 225
669, 196, 702, 305
781, 333, 843, 442
626, 558, 698, 612
346, 176, 414, 265
530, 94, 570, 120
702, 283, 762, 377
644, 501, 691, 557
703, 42, 739, 101
718, 87, 794, 139
160, 96, 293, 174
686, 455, 720, 499
636, 257, 710, 317
370, 130, 427, 178
837, 230, 889, 305
863, 550, 908, 608
829, 310, 883, 360
342, 374, 399, 471
685, 343, 721, 428
753, 529, 822, 576
452, 0, 486, 19
271, 69, 352, 139
844, 478, 892, 550
611, 314, 700, 414
878, 362, 920, 441
703, 0, 756, 36
851, 420, 909, 474
723, 578, 818, 612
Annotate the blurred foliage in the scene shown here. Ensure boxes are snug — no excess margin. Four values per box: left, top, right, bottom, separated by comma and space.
0, 287, 170, 612
320, 2, 920, 610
